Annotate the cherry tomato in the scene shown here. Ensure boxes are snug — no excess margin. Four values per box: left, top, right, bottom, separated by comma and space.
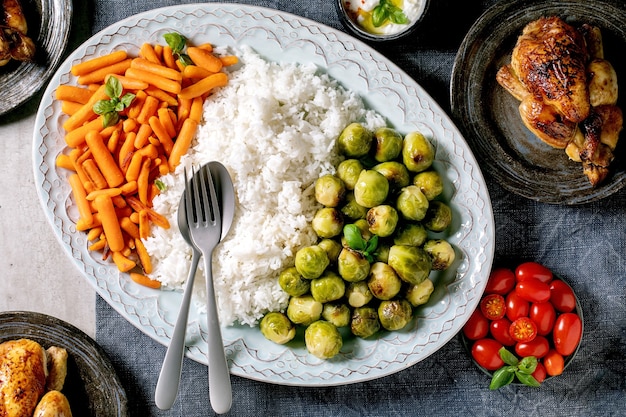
553, 313, 582, 356
463, 309, 489, 340
471, 338, 505, 371
530, 302, 556, 336
516, 278, 551, 303
532, 362, 547, 383
543, 349, 565, 376
480, 294, 506, 320
485, 267, 516, 295
490, 318, 515, 346
505, 291, 529, 321
515, 261, 553, 284
515, 335, 549, 358
549, 280, 577, 313
509, 317, 537, 343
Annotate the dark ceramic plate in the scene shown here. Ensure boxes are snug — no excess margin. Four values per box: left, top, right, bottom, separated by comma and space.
0, 311, 127, 416
0, 0, 72, 115
450, 0, 626, 205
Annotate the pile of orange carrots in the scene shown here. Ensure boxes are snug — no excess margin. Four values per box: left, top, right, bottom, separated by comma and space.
55, 35, 237, 288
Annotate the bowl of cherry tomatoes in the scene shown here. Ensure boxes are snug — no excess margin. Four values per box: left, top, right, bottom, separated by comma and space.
461, 261, 583, 389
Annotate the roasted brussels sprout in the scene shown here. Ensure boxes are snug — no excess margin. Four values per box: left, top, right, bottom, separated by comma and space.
340, 192, 368, 220
315, 174, 346, 207
311, 271, 346, 303
396, 185, 429, 221
346, 280, 374, 308
336, 159, 364, 191
352, 218, 373, 241
393, 223, 428, 247
423, 201, 452, 232
366, 205, 399, 237
338, 248, 371, 282
402, 131, 435, 173
367, 262, 402, 300
373, 161, 411, 192
312, 207, 344, 238
305, 320, 343, 359
372, 127, 403, 162
278, 266, 310, 297
295, 245, 330, 279
318, 238, 342, 264
338, 122, 373, 158
260, 312, 296, 344
286, 295, 323, 326
424, 239, 456, 270
378, 299, 413, 331
322, 302, 352, 327
374, 243, 390, 263
413, 170, 444, 201
405, 278, 434, 307
354, 169, 389, 208
387, 245, 432, 285
351, 306, 380, 338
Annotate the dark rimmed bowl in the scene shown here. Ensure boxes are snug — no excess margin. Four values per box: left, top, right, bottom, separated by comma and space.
335, 0, 430, 42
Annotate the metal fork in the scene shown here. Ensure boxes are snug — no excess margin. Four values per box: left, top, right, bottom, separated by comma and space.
184, 164, 232, 414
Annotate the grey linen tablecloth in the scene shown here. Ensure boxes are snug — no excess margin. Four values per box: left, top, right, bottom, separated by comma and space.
92, 0, 626, 415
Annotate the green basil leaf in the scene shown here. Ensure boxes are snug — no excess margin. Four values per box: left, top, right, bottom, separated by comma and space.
164, 32, 187, 54
371, 4, 388, 27
498, 347, 519, 367
515, 371, 541, 387
93, 100, 115, 115
518, 356, 538, 375
120, 93, 136, 108
489, 366, 515, 390
344, 224, 366, 251
105, 76, 123, 99
365, 235, 379, 253
177, 53, 193, 67
155, 179, 167, 192
389, 9, 408, 25
102, 111, 119, 128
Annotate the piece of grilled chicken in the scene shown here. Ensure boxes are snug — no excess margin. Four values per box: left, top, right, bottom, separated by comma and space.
0, 339, 72, 417
496, 17, 622, 186
0, 0, 36, 66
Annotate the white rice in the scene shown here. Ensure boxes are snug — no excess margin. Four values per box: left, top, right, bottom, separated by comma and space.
143, 45, 385, 326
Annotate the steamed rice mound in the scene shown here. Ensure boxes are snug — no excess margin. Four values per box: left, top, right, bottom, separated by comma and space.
144, 46, 384, 326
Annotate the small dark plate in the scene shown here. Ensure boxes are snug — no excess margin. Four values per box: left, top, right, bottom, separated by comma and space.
450, 0, 626, 205
0, 311, 127, 416
0, 0, 72, 116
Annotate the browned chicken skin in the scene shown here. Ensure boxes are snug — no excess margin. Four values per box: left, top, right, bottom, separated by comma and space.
0, 0, 35, 66
496, 16, 622, 186
0, 339, 72, 417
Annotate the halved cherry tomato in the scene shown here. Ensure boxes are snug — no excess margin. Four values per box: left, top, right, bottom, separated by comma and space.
515, 335, 549, 358
515, 261, 553, 284
485, 267, 516, 295
549, 280, 577, 313
543, 349, 565, 376
532, 362, 547, 383
530, 302, 556, 336
509, 317, 537, 343
505, 292, 529, 321
490, 318, 515, 346
553, 313, 582, 356
471, 338, 505, 371
480, 294, 506, 320
463, 309, 489, 340
516, 278, 551, 303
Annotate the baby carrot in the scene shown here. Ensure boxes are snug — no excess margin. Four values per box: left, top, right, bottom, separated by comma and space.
126, 67, 181, 95
219, 55, 239, 67
149, 115, 174, 156
69, 173, 93, 226
55, 85, 94, 104
158, 107, 176, 139
94, 194, 125, 252
112, 251, 136, 272
77, 58, 133, 85
187, 47, 223, 73
82, 159, 108, 190
85, 131, 125, 188
130, 272, 161, 289
63, 84, 108, 132
134, 238, 153, 274
178, 72, 228, 100
136, 94, 160, 125
56, 154, 75, 171
130, 57, 183, 81
189, 96, 204, 122
104, 73, 149, 90
139, 42, 161, 65
120, 217, 140, 239
168, 118, 198, 171
71, 50, 128, 76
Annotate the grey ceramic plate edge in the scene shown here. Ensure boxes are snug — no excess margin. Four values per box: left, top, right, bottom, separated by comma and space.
450, 0, 626, 205
0, 311, 128, 417
0, 0, 73, 115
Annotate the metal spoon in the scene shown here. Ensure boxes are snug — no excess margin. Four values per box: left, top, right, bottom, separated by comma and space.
155, 161, 235, 410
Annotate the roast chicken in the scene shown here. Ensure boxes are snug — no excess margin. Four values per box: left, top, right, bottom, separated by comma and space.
0, 339, 73, 417
0, 0, 36, 66
496, 16, 622, 186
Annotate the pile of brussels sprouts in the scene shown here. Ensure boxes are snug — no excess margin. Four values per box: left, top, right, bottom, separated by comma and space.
259, 122, 456, 360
